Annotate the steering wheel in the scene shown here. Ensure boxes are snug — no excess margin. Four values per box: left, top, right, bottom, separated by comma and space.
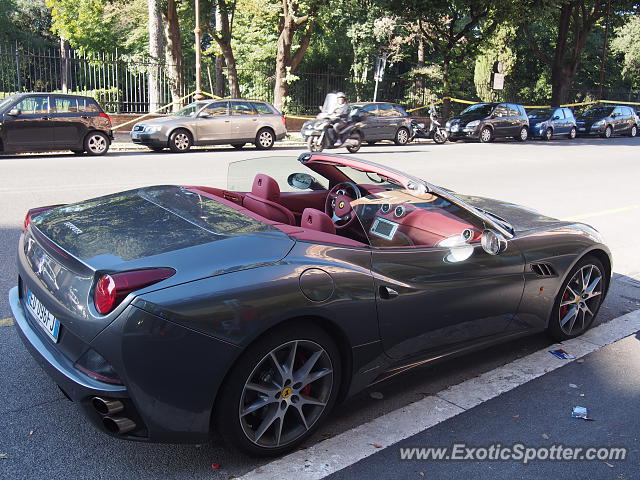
325, 182, 362, 229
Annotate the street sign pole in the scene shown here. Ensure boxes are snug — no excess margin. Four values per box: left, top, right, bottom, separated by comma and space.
373, 54, 387, 102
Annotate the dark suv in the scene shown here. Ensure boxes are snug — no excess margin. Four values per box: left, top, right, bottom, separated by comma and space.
446, 102, 529, 143
0, 93, 113, 155
575, 105, 639, 138
350, 102, 413, 145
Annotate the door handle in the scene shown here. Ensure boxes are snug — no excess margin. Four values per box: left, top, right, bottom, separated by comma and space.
379, 286, 399, 299
81, 115, 90, 119
40, 117, 50, 120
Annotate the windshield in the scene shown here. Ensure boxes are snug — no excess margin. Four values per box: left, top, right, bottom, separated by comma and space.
0, 94, 17, 111
228, 156, 329, 193
459, 103, 496, 117
581, 107, 613, 118
528, 108, 552, 119
322, 93, 338, 113
174, 102, 205, 117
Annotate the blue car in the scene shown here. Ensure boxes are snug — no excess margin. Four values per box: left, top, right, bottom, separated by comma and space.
528, 107, 577, 140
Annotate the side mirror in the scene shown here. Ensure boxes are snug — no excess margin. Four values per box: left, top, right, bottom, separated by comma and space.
553, 115, 560, 120
287, 172, 316, 190
481, 229, 507, 255
199, 112, 211, 118
7, 108, 20, 116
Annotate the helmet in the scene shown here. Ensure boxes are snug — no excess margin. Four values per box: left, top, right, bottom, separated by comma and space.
336, 92, 346, 99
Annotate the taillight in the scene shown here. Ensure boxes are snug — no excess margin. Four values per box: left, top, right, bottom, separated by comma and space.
281, 115, 287, 127
94, 268, 176, 315
74, 348, 122, 384
99, 112, 112, 126
23, 205, 64, 231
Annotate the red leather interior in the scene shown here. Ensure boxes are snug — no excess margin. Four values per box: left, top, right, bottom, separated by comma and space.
279, 190, 327, 217
301, 208, 336, 235
242, 174, 296, 225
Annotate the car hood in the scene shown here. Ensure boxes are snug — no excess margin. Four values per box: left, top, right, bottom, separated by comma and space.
450, 114, 486, 126
456, 193, 568, 233
575, 116, 607, 126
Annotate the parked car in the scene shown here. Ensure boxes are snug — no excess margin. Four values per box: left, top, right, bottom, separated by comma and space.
527, 107, 577, 140
10, 152, 611, 456
131, 99, 286, 152
0, 93, 113, 155
446, 102, 530, 143
575, 105, 639, 138
349, 102, 412, 145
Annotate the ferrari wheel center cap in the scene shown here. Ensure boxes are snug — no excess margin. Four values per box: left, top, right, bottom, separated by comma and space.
281, 386, 293, 399
338, 201, 345, 209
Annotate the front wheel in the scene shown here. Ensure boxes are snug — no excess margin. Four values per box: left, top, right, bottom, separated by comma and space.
255, 128, 275, 150
479, 126, 493, 143
307, 136, 323, 152
83, 132, 110, 156
601, 125, 612, 139
345, 131, 362, 153
629, 125, 638, 137
547, 256, 606, 341
516, 126, 528, 141
215, 323, 341, 456
544, 128, 553, 141
568, 127, 577, 139
169, 129, 192, 152
394, 127, 410, 145
433, 129, 447, 144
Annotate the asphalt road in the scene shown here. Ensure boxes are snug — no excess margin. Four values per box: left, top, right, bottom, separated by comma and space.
1, 136, 639, 479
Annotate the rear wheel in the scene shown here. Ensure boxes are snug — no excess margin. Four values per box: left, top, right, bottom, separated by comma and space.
629, 125, 638, 137
479, 126, 493, 143
215, 323, 341, 456
84, 132, 110, 156
255, 128, 275, 150
516, 126, 528, 141
544, 128, 553, 141
307, 136, 323, 152
548, 256, 606, 341
568, 127, 577, 139
394, 127, 410, 145
169, 129, 192, 152
345, 131, 362, 153
232, 143, 246, 150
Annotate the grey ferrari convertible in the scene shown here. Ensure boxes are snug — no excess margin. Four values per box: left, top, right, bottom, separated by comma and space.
9, 152, 611, 456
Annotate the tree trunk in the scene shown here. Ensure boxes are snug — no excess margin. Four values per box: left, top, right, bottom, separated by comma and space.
273, 18, 293, 112
163, 0, 183, 111
214, 6, 225, 97
147, 0, 164, 112
220, 43, 240, 98
442, 57, 451, 119
207, 1, 240, 98
59, 37, 70, 93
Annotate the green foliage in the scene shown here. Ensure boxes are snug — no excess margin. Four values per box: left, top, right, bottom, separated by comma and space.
611, 14, 640, 88
474, 25, 516, 102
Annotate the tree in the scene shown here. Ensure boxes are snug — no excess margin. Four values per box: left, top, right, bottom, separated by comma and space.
474, 25, 517, 102
273, 0, 326, 111
203, 0, 241, 97
163, 0, 184, 108
148, 0, 165, 111
521, 0, 640, 106
384, 0, 512, 118
611, 13, 640, 88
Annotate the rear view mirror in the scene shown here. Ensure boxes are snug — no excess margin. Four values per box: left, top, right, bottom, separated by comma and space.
287, 173, 316, 190
553, 115, 560, 120
199, 112, 211, 118
7, 108, 20, 116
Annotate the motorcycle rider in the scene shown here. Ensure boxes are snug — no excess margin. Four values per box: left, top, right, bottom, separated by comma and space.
329, 92, 350, 146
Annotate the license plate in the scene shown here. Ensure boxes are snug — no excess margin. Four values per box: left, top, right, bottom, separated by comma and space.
131, 132, 140, 139
26, 290, 60, 342
579, 127, 586, 131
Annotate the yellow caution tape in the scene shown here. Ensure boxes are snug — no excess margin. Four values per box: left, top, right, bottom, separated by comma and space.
599, 99, 640, 106
285, 114, 315, 120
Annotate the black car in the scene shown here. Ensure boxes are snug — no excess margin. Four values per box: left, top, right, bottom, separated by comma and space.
575, 105, 639, 138
446, 102, 530, 143
0, 93, 113, 155
10, 153, 611, 456
351, 102, 413, 145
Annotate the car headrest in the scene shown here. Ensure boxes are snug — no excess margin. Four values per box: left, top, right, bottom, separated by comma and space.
251, 174, 280, 201
302, 208, 336, 235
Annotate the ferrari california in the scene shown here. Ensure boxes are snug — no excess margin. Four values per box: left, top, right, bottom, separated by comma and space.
9, 152, 611, 456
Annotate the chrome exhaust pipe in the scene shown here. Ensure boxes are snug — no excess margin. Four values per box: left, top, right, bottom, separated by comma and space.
92, 397, 124, 415
103, 416, 136, 435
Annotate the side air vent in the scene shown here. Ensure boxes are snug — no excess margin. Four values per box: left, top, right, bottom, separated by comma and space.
530, 263, 556, 277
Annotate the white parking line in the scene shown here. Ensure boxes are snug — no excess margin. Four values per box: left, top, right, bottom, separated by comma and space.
239, 310, 640, 480
0, 317, 14, 327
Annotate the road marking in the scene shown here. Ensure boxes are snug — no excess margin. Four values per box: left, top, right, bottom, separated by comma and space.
0, 317, 14, 327
566, 204, 640, 221
239, 309, 640, 480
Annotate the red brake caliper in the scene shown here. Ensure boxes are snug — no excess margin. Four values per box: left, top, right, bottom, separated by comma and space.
296, 352, 312, 396
560, 291, 570, 318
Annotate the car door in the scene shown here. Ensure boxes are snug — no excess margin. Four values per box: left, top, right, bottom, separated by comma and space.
563, 108, 576, 133
230, 100, 259, 141
357, 194, 525, 360
195, 101, 232, 143
376, 103, 398, 139
52, 96, 87, 147
551, 108, 565, 135
612, 107, 625, 134
360, 104, 380, 140
491, 104, 511, 137
2, 95, 54, 151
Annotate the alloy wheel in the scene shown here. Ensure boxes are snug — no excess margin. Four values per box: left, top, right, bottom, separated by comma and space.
569, 127, 577, 139
258, 130, 274, 149
545, 128, 553, 141
558, 264, 603, 336
395, 128, 409, 145
239, 340, 333, 449
480, 127, 492, 143
174, 133, 190, 151
604, 126, 612, 138
87, 134, 108, 154
631, 125, 638, 137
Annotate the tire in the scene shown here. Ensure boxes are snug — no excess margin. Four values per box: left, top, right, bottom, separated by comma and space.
168, 129, 192, 152
148, 147, 165, 152
630, 125, 638, 137
547, 256, 607, 341
568, 127, 577, 139
394, 127, 410, 145
215, 323, 341, 457
232, 143, 246, 150
71, 149, 84, 155
367, 141, 377, 146
516, 126, 528, 141
83, 131, 110, 156
544, 128, 553, 141
307, 136, 323, 152
345, 131, 362, 153
479, 126, 493, 143
601, 125, 612, 139
255, 128, 275, 150
433, 129, 447, 144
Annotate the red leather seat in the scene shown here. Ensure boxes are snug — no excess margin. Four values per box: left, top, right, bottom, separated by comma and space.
301, 208, 336, 235
243, 174, 296, 225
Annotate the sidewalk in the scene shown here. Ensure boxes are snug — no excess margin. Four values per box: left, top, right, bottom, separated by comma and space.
110, 131, 306, 151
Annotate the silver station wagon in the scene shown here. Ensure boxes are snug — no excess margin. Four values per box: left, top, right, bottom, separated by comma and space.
131, 99, 287, 152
